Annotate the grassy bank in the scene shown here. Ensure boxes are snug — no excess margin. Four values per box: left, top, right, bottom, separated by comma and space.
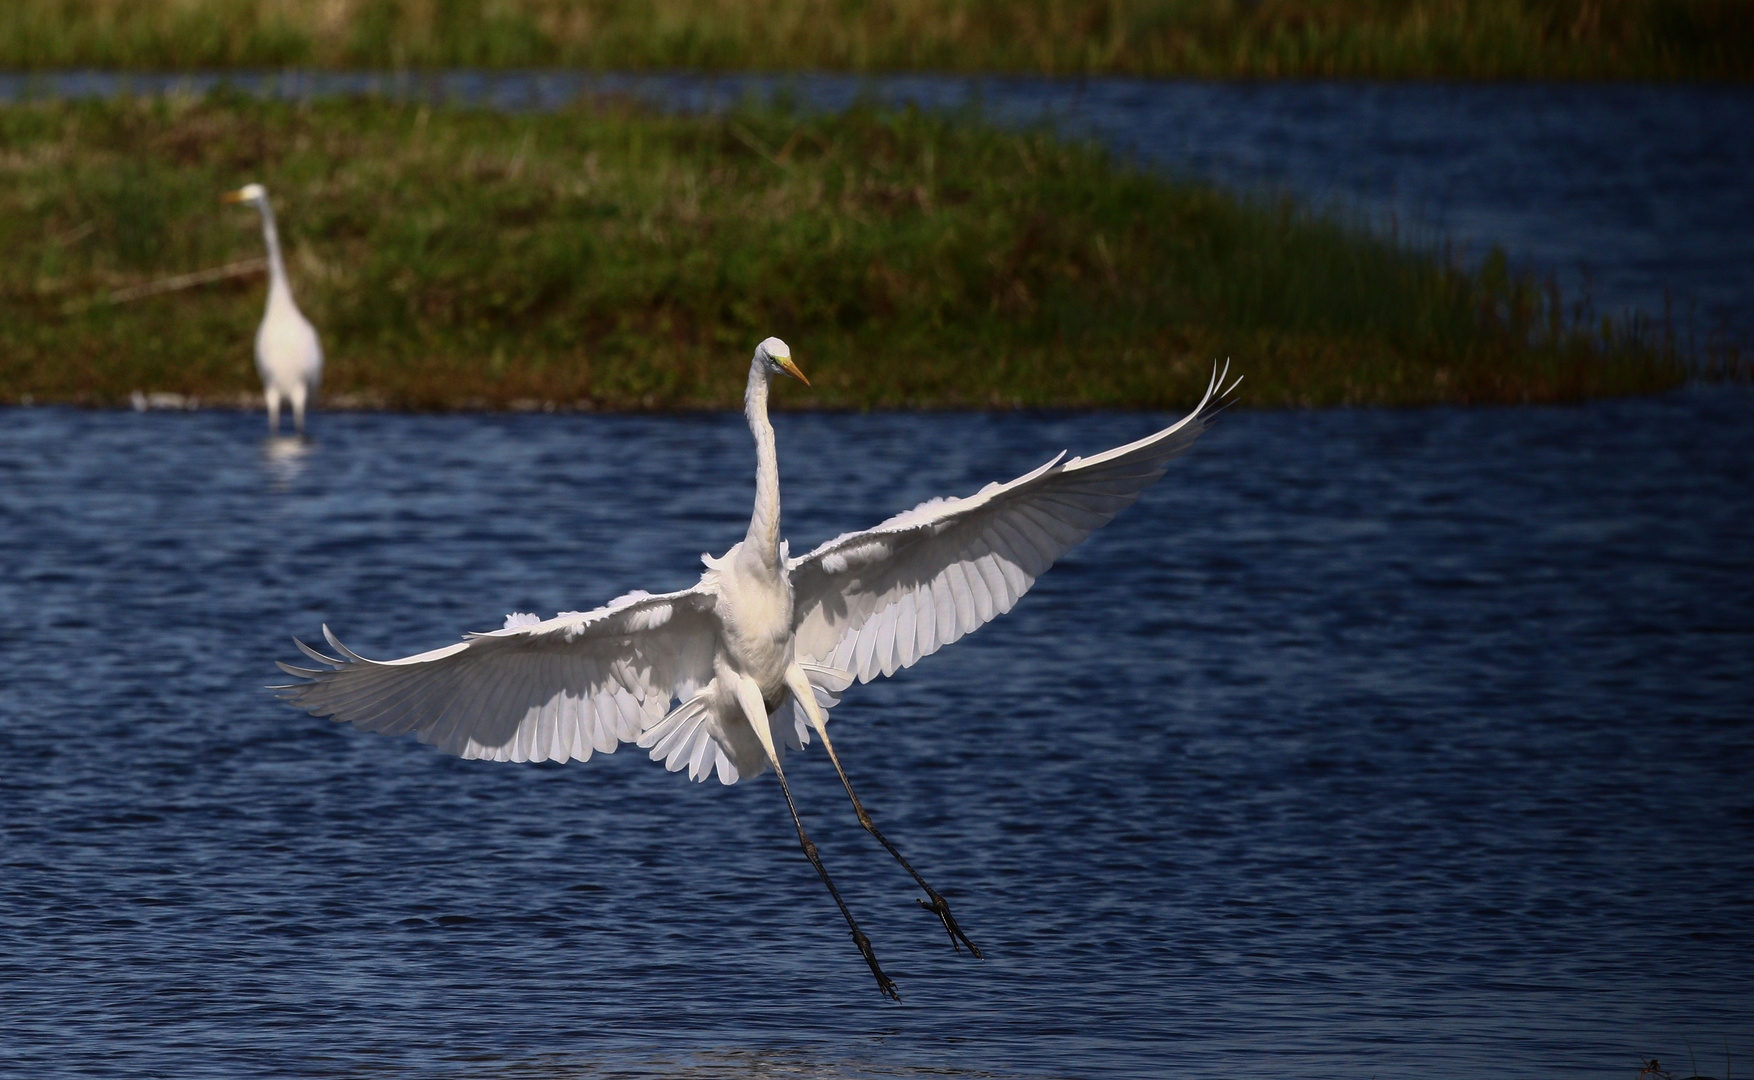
0, 93, 1685, 411
3, 0, 1749, 81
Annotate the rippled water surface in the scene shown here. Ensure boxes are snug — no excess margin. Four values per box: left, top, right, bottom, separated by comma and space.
6, 70, 1751, 342
2, 394, 1750, 1078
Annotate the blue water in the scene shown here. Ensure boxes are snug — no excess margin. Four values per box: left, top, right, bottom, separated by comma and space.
2, 393, 1750, 1078
5, 70, 1750, 345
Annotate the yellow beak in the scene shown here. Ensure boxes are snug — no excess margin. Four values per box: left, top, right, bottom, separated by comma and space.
221, 189, 248, 203
777, 356, 810, 386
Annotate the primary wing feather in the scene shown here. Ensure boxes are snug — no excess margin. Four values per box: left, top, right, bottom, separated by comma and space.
790, 365, 1238, 682
276, 587, 718, 765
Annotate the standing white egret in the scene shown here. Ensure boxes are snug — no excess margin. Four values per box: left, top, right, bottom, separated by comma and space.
223, 183, 323, 436
277, 338, 1238, 998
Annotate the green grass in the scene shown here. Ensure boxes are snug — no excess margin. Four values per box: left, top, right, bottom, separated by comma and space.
2, 0, 1749, 80
0, 93, 1687, 411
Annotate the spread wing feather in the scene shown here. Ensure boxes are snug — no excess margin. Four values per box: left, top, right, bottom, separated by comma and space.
789, 365, 1238, 682
275, 587, 720, 765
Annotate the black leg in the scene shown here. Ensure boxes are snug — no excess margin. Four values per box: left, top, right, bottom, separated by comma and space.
816, 735, 982, 959
770, 761, 900, 1000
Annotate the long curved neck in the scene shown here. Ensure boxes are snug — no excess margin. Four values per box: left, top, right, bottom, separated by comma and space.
256, 198, 293, 307
743, 360, 782, 568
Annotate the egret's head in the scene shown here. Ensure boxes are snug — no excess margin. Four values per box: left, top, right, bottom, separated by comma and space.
222, 183, 267, 206
755, 336, 808, 386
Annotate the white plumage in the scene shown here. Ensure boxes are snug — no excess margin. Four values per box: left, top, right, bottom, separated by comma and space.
277, 337, 1238, 997
225, 183, 323, 436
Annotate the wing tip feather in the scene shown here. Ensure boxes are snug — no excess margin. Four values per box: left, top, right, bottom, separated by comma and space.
293, 636, 344, 668
321, 624, 369, 664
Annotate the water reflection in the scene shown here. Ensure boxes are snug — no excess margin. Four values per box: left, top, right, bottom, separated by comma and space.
261, 433, 311, 487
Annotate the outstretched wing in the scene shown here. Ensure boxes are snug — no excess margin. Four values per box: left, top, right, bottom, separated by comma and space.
789, 365, 1239, 683
276, 586, 719, 766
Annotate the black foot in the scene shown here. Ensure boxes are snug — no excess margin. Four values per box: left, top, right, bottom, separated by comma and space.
852, 929, 901, 1000
917, 890, 982, 958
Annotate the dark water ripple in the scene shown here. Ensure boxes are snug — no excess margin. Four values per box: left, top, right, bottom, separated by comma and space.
1, 394, 1751, 1078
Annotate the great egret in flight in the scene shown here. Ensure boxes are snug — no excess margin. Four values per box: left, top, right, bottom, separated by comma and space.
278, 338, 1238, 999
224, 183, 323, 436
